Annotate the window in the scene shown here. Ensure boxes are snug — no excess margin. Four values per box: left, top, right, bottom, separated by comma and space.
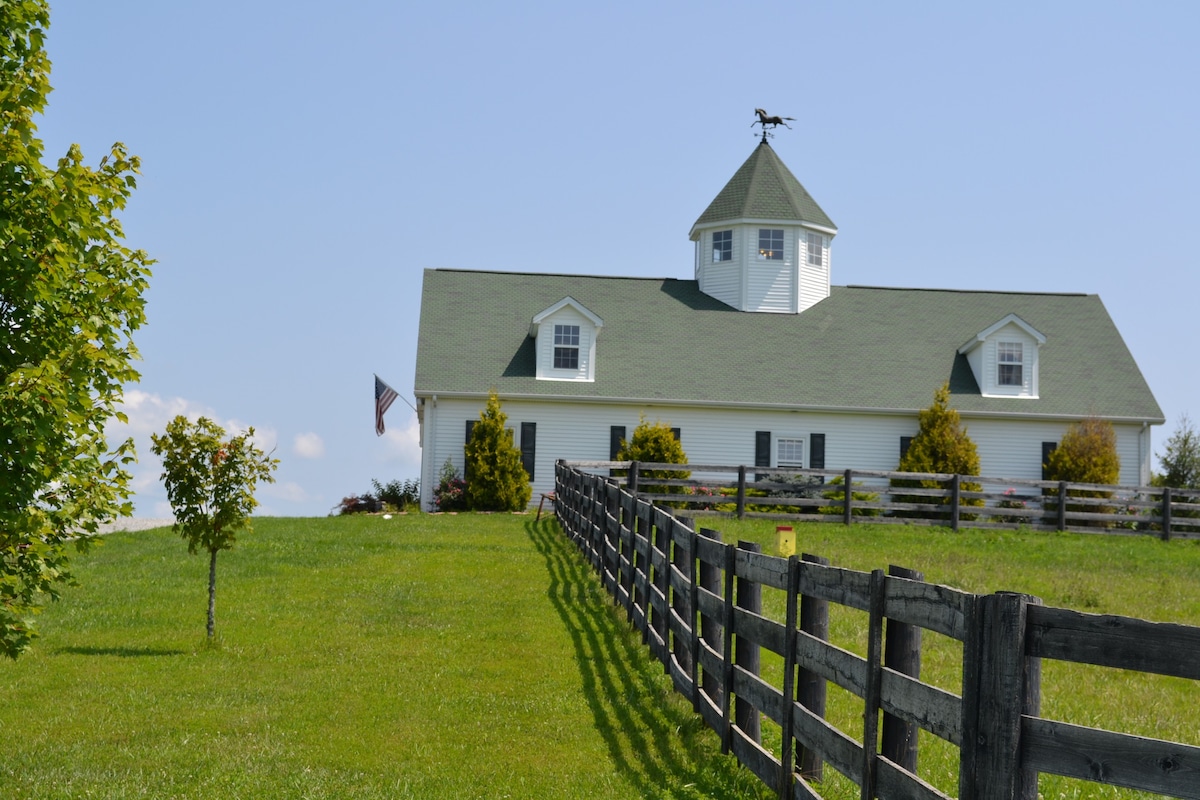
998, 341, 1023, 386
777, 437, 804, 468
520, 422, 536, 480
806, 232, 824, 266
553, 324, 580, 370
712, 230, 732, 262
758, 229, 784, 260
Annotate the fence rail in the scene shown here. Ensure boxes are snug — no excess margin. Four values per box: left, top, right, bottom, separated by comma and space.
554, 461, 1200, 800
561, 460, 1200, 539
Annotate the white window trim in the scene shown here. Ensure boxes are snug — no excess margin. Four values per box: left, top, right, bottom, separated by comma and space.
776, 436, 805, 468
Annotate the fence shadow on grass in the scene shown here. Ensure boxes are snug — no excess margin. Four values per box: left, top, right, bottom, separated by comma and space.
526, 519, 767, 800
57, 645, 188, 657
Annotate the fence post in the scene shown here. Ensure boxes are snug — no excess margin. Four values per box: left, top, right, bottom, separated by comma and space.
843, 469, 853, 526
673, 517, 694, 682
652, 511, 670, 668
735, 540, 762, 745
1057, 481, 1067, 531
959, 591, 1042, 800
1162, 487, 1173, 541
950, 474, 961, 532
699, 528, 725, 714
737, 465, 747, 520
628, 460, 640, 496
797, 553, 830, 781
779, 555, 800, 800
881, 565, 923, 774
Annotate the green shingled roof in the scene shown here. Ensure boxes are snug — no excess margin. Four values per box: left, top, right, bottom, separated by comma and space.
415, 269, 1162, 422
692, 141, 836, 232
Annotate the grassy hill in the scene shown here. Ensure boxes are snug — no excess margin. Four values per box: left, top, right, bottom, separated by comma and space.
5, 513, 1199, 799
0, 515, 766, 800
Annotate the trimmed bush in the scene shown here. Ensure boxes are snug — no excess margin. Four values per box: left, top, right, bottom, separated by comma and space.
465, 391, 532, 511
616, 417, 690, 506
891, 383, 984, 519
1044, 416, 1120, 526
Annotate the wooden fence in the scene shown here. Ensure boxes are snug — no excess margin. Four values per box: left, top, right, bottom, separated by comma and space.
559, 460, 1200, 539
553, 461, 1200, 800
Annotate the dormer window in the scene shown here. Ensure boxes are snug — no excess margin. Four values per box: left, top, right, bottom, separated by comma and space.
532, 297, 602, 382
998, 342, 1023, 386
758, 229, 783, 260
553, 325, 580, 370
806, 232, 825, 266
712, 230, 732, 262
958, 313, 1045, 399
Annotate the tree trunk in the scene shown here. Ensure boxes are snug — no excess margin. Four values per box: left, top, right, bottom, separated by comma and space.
207, 548, 218, 638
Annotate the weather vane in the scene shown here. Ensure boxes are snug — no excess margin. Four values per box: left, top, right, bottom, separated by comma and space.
752, 108, 794, 143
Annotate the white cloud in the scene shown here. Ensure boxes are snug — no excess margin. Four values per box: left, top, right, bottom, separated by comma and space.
293, 432, 325, 459
380, 414, 422, 472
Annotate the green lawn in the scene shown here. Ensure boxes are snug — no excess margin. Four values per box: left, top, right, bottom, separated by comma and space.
7, 515, 1199, 800
0, 515, 766, 800
691, 518, 1200, 799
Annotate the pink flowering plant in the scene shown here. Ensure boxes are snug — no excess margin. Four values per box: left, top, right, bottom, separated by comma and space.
434, 459, 468, 512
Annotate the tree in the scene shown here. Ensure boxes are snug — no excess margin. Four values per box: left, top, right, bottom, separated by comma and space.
616, 417, 690, 503
150, 416, 278, 639
1044, 416, 1120, 526
1155, 414, 1200, 490
891, 383, 983, 517
1, 2, 154, 658
1045, 416, 1120, 486
464, 391, 531, 511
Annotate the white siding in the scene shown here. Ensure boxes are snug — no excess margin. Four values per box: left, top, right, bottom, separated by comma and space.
699, 262, 741, 309
420, 396, 1155, 510
798, 231, 830, 313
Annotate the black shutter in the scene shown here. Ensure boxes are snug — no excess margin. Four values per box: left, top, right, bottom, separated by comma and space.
810, 433, 826, 470
754, 431, 771, 481
464, 420, 476, 481
610, 426, 626, 461
1042, 441, 1057, 480
900, 436, 913, 462
520, 422, 536, 481
671, 427, 681, 441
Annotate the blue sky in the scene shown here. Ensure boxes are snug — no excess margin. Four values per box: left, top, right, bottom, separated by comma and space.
38, 1, 1199, 517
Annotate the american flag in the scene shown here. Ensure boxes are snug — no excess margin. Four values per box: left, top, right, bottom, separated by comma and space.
374, 375, 398, 436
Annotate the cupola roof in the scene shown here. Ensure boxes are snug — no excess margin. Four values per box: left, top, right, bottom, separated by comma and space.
691, 141, 836, 234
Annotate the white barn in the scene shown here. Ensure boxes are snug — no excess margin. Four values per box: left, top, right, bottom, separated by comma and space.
413, 142, 1162, 510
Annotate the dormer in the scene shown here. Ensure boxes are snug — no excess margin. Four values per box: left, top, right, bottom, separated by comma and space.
958, 314, 1046, 398
530, 297, 603, 382
689, 141, 837, 314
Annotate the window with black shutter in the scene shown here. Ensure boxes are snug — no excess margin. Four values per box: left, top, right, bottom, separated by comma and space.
1042, 441, 1057, 480
810, 433, 826, 470
464, 420, 476, 480
755, 431, 771, 481
900, 436, 913, 462
671, 427, 681, 441
520, 422, 536, 480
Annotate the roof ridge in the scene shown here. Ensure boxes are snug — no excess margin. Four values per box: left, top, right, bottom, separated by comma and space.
840, 284, 1090, 297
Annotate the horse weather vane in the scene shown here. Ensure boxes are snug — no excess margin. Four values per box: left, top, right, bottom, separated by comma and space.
752, 108, 794, 143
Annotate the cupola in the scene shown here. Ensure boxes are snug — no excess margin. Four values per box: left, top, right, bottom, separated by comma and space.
689, 141, 836, 314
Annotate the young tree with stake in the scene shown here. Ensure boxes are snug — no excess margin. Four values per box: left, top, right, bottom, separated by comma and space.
151, 416, 278, 639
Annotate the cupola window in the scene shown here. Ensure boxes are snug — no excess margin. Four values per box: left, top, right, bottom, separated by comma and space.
806, 232, 825, 266
712, 230, 732, 262
758, 229, 784, 260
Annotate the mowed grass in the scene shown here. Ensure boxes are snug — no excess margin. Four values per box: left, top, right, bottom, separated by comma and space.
700, 518, 1200, 799
0, 515, 768, 800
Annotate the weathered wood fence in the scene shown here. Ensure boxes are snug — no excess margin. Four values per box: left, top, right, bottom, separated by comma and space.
561, 460, 1200, 539
554, 461, 1200, 799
